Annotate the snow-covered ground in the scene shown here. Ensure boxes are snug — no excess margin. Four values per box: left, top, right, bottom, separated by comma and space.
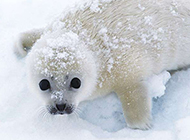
0, 0, 190, 139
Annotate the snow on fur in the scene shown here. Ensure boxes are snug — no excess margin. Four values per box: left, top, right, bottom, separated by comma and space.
33, 31, 85, 78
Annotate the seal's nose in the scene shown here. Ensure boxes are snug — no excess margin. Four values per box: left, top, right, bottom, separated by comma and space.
56, 104, 66, 111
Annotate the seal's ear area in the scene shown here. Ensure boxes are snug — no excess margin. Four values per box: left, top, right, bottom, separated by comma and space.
14, 28, 44, 58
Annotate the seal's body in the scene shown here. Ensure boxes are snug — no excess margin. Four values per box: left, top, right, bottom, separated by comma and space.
15, 0, 190, 129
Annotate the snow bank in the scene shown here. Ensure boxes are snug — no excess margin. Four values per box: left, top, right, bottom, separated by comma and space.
0, 0, 190, 140
176, 117, 190, 140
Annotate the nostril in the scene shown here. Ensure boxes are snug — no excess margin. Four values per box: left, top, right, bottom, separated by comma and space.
56, 104, 66, 111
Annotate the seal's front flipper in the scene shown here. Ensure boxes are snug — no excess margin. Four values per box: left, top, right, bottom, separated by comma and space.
117, 82, 152, 130
14, 28, 44, 57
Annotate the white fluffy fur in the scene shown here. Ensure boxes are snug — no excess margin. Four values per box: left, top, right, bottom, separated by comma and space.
15, 0, 190, 130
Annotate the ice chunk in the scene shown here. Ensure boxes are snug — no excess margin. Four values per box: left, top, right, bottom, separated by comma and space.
148, 71, 171, 98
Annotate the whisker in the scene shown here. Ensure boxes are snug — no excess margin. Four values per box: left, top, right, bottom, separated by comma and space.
35, 106, 47, 118
44, 111, 49, 121
36, 106, 46, 114
73, 110, 79, 119
77, 107, 83, 113
75, 107, 83, 117
33, 105, 49, 127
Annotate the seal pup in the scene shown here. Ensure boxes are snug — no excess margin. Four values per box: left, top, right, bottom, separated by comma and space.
14, 0, 190, 129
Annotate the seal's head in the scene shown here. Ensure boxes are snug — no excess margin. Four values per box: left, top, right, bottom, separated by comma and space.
27, 31, 97, 115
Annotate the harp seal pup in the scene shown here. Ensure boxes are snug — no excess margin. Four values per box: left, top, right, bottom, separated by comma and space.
14, 0, 190, 130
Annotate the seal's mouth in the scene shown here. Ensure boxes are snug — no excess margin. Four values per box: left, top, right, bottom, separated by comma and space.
47, 104, 74, 115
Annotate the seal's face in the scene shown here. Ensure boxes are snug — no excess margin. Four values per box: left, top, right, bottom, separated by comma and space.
27, 31, 97, 115
37, 73, 83, 115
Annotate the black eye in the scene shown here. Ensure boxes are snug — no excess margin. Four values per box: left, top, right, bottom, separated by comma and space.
70, 78, 81, 89
39, 79, 50, 91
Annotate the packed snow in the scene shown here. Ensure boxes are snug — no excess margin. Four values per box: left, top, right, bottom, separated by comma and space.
0, 0, 190, 140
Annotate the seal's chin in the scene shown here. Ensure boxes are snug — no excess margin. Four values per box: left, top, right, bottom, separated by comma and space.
46, 105, 74, 115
